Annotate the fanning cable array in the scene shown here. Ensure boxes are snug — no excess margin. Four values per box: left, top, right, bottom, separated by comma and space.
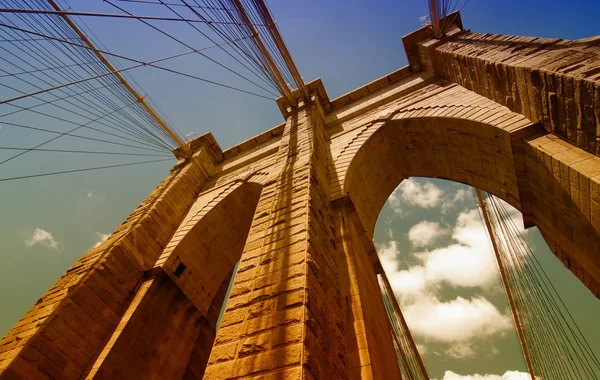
0, 0, 302, 182
0, 0, 182, 180
379, 273, 430, 380
478, 190, 600, 380
106, 0, 306, 100
426, 0, 468, 37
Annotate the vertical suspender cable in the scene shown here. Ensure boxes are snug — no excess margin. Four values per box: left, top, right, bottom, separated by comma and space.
476, 188, 536, 380
380, 272, 430, 379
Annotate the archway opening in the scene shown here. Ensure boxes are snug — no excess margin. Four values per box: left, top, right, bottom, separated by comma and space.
158, 181, 264, 379
339, 116, 600, 379
77, 180, 265, 380
343, 117, 522, 240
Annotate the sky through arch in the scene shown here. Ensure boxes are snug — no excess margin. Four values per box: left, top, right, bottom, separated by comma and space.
374, 177, 600, 379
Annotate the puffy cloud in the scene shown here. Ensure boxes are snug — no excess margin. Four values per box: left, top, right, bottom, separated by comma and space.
387, 184, 514, 223
404, 296, 512, 342
394, 209, 500, 292
378, 183, 537, 365
93, 232, 109, 248
25, 228, 59, 249
403, 205, 526, 290
378, 244, 511, 343
378, 240, 401, 273
388, 178, 444, 215
408, 221, 449, 248
441, 188, 471, 213
377, 208, 515, 344
416, 209, 499, 288
388, 266, 428, 300
378, 241, 427, 300
87, 190, 96, 199
437, 370, 531, 380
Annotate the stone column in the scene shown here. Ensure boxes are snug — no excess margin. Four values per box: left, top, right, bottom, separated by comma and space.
333, 201, 402, 380
204, 98, 346, 379
83, 269, 204, 379
0, 140, 219, 380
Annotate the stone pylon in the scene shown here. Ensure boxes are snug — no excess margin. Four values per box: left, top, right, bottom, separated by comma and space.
1, 12, 599, 380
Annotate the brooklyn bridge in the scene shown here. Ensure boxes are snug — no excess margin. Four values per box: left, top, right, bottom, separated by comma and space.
0, 1, 599, 379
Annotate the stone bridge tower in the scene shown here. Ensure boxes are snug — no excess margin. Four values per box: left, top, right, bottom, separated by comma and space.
1, 13, 599, 380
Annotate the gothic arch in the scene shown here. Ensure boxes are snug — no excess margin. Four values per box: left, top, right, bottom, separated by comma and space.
159, 179, 264, 315
336, 115, 529, 237
83, 179, 264, 379
334, 110, 600, 298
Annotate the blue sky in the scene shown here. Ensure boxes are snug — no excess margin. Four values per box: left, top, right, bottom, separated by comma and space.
0, 0, 599, 379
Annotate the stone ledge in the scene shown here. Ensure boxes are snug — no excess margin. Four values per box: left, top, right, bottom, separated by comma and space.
276, 78, 329, 118
222, 123, 285, 159
401, 10, 464, 71
329, 66, 413, 111
173, 132, 222, 163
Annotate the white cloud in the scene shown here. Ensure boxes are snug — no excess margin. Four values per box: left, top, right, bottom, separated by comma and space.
437, 370, 531, 380
378, 240, 401, 273
379, 182, 534, 354
386, 183, 519, 226
408, 221, 449, 248
393, 209, 500, 292
416, 343, 428, 356
377, 208, 515, 344
25, 228, 59, 249
442, 188, 471, 213
445, 342, 476, 359
379, 250, 511, 343
389, 266, 428, 300
87, 190, 105, 202
404, 295, 512, 342
378, 241, 429, 301
388, 178, 444, 215
93, 232, 109, 248
385, 228, 394, 239
416, 209, 499, 288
